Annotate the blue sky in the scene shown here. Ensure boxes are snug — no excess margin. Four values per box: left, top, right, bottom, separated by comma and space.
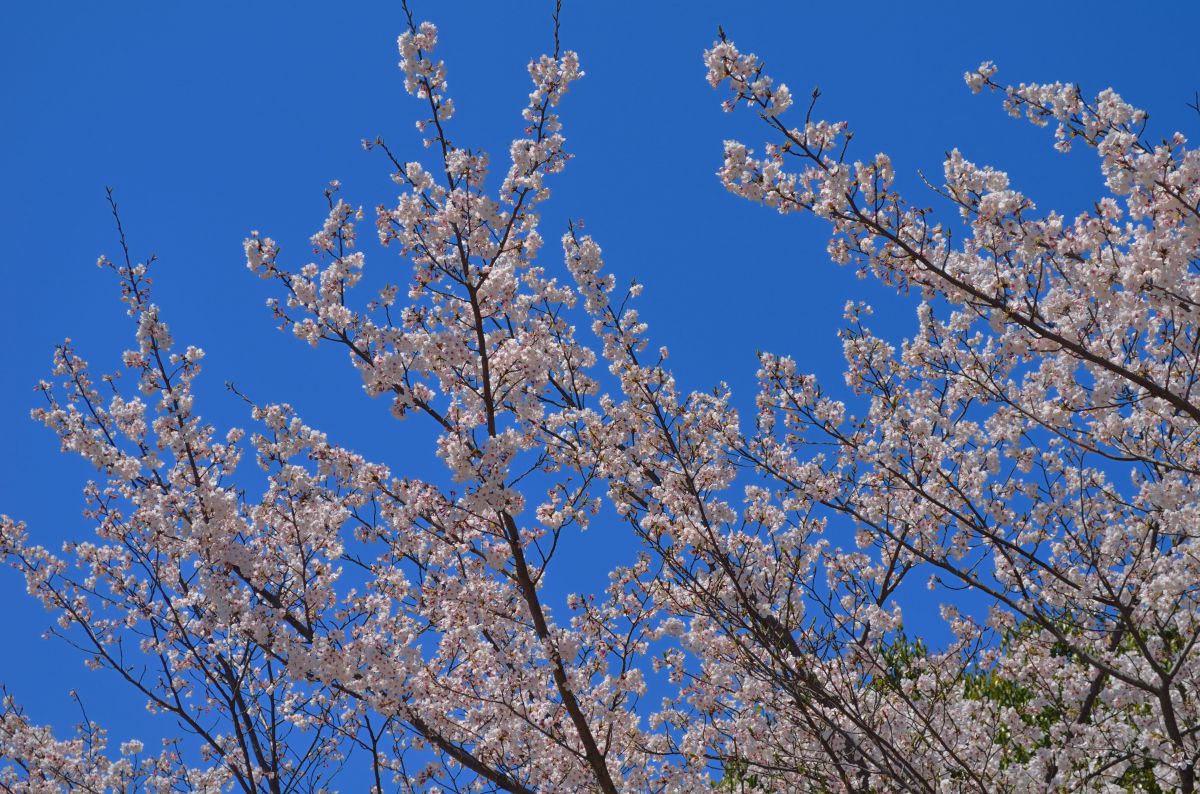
2, 0, 1199, 771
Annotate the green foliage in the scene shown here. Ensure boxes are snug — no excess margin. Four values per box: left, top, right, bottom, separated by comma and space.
1115, 758, 1165, 793
967, 621, 1171, 790
855, 625, 1172, 789
961, 666, 1060, 768
713, 759, 763, 792
870, 630, 928, 696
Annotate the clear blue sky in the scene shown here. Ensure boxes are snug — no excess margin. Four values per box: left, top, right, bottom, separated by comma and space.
2, 0, 1198, 771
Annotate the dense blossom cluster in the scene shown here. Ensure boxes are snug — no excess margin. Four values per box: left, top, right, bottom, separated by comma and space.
2, 6, 1199, 793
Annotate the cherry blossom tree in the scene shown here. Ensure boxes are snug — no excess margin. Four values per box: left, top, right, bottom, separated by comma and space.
3, 3, 1199, 792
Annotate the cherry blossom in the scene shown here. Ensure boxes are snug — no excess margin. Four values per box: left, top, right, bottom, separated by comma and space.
3, 5, 1199, 792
